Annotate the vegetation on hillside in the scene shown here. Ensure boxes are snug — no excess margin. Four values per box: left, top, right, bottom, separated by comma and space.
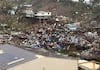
0, 0, 100, 31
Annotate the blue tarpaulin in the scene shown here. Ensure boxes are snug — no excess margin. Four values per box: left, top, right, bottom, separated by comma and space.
31, 45, 38, 48
66, 24, 77, 31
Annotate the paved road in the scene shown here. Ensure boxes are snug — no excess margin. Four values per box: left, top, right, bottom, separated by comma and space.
0, 44, 37, 69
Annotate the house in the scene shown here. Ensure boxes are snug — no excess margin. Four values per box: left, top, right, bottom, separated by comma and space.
19, 4, 34, 18
23, 8, 34, 17
8, 6, 18, 15
8, 10, 16, 15
23, 4, 32, 8
34, 11, 52, 19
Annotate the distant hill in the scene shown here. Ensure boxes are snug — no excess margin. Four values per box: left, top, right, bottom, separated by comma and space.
0, 0, 92, 17
31, 0, 92, 16
0, 0, 98, 31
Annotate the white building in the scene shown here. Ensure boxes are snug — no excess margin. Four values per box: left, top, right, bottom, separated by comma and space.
8, 10, 16, 15
23, 4, 32, 8
34, 11, 52, 19
23, 8, 34, 17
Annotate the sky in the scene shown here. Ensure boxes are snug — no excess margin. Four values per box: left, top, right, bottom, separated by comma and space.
72, 0, 91, 4
72, 0, 90, 2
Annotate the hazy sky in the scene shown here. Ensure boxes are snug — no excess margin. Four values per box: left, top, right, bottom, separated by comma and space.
72, 0, 90, 2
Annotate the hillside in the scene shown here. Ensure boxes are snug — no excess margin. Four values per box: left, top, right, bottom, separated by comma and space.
0, 0, 93, 16
0, 0, 99, 31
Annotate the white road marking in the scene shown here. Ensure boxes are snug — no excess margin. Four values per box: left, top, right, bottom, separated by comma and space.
7, 58, 25, 65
